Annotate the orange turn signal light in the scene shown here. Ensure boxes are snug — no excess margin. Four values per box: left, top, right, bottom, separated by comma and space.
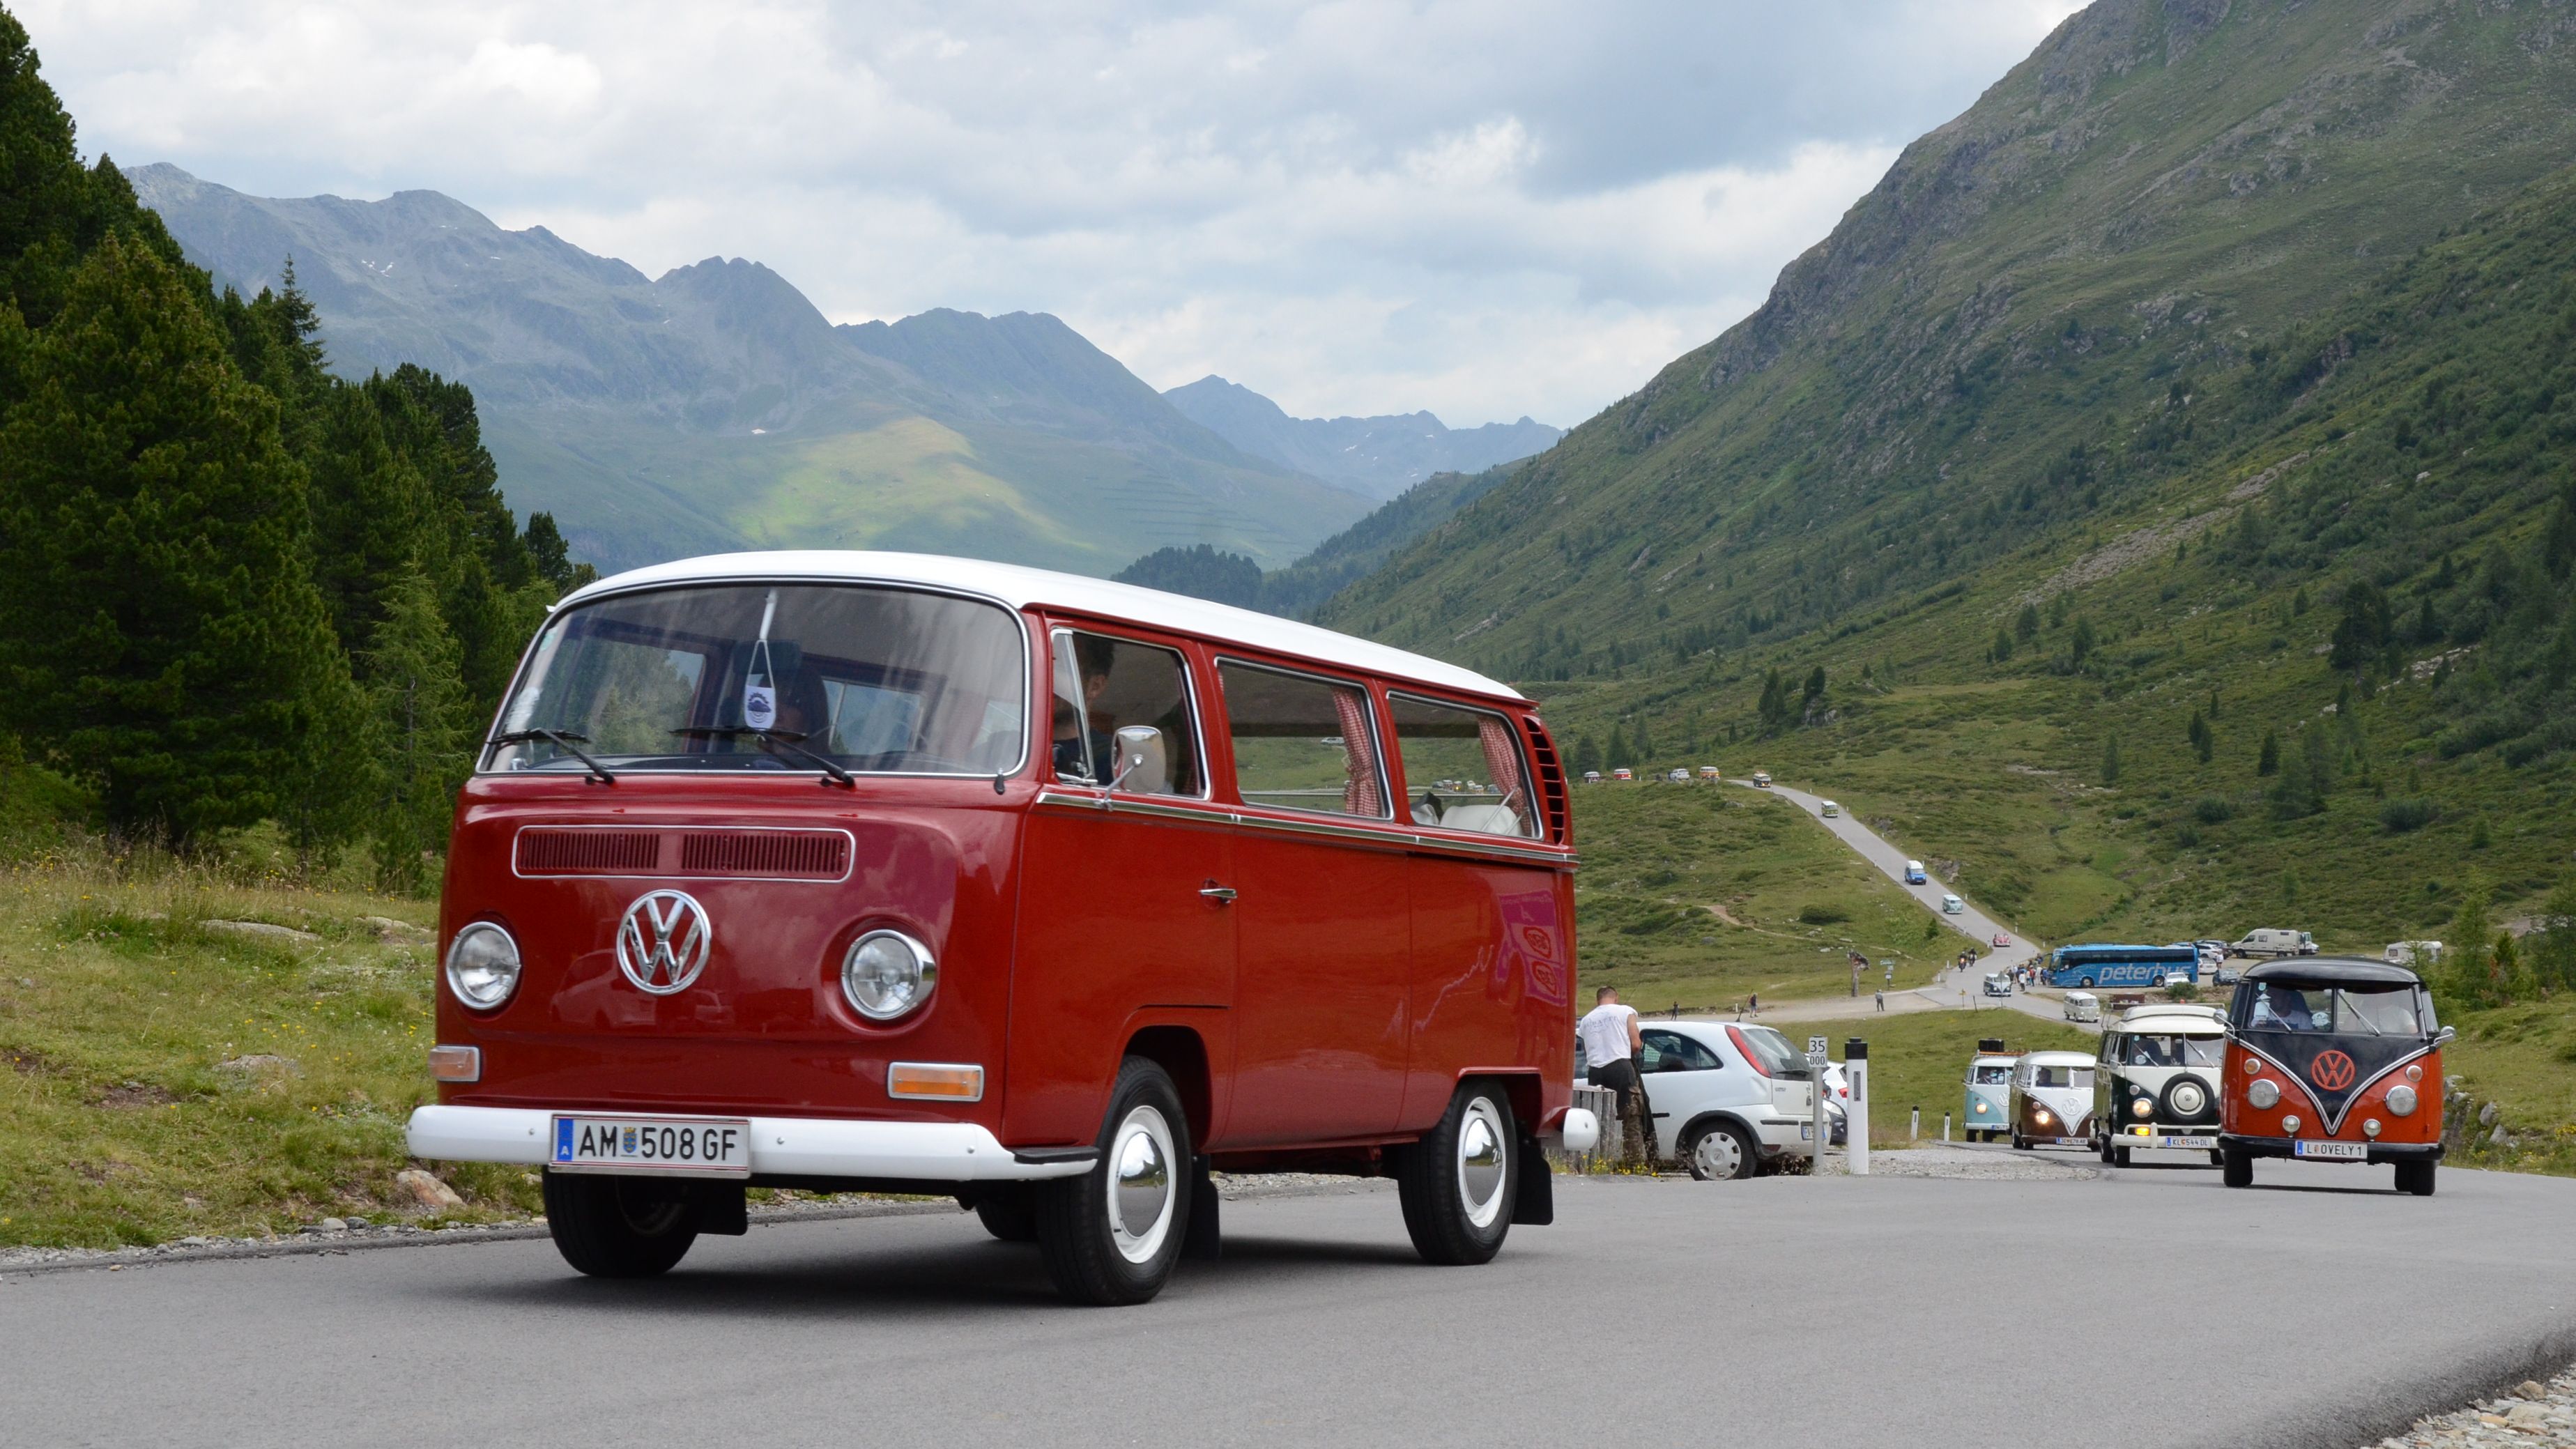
428, 1045, 482, 1083
887, 1061, 984, 1102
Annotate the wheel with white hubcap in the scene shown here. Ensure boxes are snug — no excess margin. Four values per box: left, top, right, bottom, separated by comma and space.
1034, 1056, 1190, 1305
1397, 1082, 1517, 1265
1680, 1119, 1756, 1181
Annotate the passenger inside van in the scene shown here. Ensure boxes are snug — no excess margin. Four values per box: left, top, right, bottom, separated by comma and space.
1049, 631, 1201, 794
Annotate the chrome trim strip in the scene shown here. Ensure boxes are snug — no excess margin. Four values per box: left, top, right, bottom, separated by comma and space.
477, 576, 1036, 782
1033, 782, 1577, 865
507, 823, 859, 884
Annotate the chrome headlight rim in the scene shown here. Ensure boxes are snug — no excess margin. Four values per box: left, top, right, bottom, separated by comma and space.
2130, 1096, 2154, 1119
841, 928, 938, 1022
444, 921, 523, 1012
2246, 1078, 2282, 1110
2385, 1083, 2418, 1117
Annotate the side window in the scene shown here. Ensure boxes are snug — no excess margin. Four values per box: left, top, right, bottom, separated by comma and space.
1643, 1029, 1720, 1073
1047, 630, 1202, 795
1216, 661, 1388, 818
1388, 693, 1536, 837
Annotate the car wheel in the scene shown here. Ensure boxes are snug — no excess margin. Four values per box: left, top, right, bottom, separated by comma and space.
1034, 1056, 1191, 1305
2221, 1146, 2253, 1189
2209, 1149, 2225, 1167
542, 1172, 701, 1278
1398, 1082, 1518, 1266
972, 1186, 1038, 1243
2096, 1134, 2113, 1164
2113, 1145, 2131, 1167
2009, 1130, 2027, 1151
2395, 1159, 2437, 1197
1680, 1119, 1757, 1181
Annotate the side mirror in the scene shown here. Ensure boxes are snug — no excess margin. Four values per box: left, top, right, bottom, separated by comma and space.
2433, 1025, 2457, 1045
1107, 726, 1163, 792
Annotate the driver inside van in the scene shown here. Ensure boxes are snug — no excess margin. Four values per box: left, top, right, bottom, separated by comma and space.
2253, 986, 2317, 1031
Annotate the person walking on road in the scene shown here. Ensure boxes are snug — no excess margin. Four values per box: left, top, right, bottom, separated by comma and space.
1578, 986, 1650, 1165
1875, 989, 1885, 1012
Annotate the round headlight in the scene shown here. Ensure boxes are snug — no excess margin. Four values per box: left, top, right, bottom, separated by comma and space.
445, 921, 522, 1011
2034, 1108, 2054, 1126
2131, 1097, 2154, 1119
2247, 1078, 2281, 1110
842, 930, 937, 1021
2385, 1084, 2418, 1117
1972, 1101, 1988, 1114
2280, 1114, 2301, 1135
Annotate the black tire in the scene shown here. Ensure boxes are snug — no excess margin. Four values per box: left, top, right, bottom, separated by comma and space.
2396, 1158, 2437, 1197
1035, 1056, 1192, 1306
2096, 1134, 2113, 1164
1680, 1119, 1758, 1181
542, 1172, 700, 1278
2221, 1146, 2253, 1188
2209, 1149, 2225, 1167
2113, 1144, 2132, 1167
2078, 976, 2093, 988
973, 1186, 1038, 1243
1397, 1082, 1518, 1266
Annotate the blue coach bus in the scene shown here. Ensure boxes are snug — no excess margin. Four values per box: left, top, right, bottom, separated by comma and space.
2047, 943, 2200, 989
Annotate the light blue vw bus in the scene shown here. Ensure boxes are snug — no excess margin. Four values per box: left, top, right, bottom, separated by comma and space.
1963, 1038, 2015, 1143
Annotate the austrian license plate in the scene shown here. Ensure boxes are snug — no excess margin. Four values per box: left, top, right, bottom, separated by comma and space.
2293, 1140, 2368, 1161
2152, 1135, 2217, 1150
551, 1115, 752, 1176
2050, 1136, 2089, 1146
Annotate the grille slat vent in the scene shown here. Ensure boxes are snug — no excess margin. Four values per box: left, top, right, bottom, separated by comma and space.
1521, 716, 1570, 846
516, 830, 662, 875
678, 831, 850, 880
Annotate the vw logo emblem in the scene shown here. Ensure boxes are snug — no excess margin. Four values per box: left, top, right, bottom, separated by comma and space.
615, 889, 712, 996
2310, 1050, 2357, 1092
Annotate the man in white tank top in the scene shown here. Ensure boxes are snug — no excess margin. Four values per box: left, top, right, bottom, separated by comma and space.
1577, 986, 1648, 1163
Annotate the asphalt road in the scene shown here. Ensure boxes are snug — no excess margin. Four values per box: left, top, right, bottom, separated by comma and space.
7, 1163, 2573, 1449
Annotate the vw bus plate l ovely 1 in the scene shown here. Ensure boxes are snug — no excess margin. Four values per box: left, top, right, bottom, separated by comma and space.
550, 1114, 753, 1176
2149, 1134, 2216, 1150
2292, 1140, 2368, 1162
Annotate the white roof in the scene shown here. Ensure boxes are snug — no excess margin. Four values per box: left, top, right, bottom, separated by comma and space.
560, 549, 1521, 701
2018, 1050, 2097, 1066
2116, 1004, 2226, 1032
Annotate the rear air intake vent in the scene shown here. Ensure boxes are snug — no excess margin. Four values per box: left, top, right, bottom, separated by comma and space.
1522, 716, 1570, 845
516, 829, 663, 875
678, 830, 851, 880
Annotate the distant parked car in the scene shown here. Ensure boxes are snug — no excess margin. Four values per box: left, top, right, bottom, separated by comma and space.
1612, 768, 1633, 781
1699, 766, 1723, 781
2231, 928, 2307, 958
1751, 772, 1772, 788
1668, 768, 1692, 783
2385, 940, 2444, 967
1583, 770, 1602, 783
1820, 799, 1840, 817
2062, 990, 2101, 1024
1904, 859, 1928, 884
1942, 893, 1964, 914
2214, 965, 2241, 987
1993, 933, 2013, 949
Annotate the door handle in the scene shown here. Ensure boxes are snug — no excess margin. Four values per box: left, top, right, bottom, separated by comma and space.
1199, 884, 1237, 904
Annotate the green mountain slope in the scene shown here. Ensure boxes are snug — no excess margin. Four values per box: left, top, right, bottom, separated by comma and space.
127, 167, 1371, 575
1319, 0, 2576, 948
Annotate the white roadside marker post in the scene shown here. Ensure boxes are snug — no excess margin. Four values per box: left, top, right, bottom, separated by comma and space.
1944, 1112, 1952, 1142
1846, 1038, 1870, 1175
1910, 1105, 1919, 1142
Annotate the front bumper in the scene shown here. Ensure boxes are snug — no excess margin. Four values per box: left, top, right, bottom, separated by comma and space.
2221, 1133, 2443, 1165
406, 1105, 1096, 1184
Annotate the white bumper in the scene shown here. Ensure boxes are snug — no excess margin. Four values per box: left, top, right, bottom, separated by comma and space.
1555, 1107, 1600, 1153
405, 1105, 1093, 1183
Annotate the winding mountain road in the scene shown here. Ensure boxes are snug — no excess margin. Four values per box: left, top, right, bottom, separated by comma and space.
1727, 778, 2091, 1033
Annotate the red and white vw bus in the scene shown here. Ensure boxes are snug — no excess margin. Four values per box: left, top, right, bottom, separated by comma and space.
406, 551, 1592, 1304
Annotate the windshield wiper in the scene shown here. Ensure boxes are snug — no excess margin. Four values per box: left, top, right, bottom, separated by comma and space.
670, 726, 855, 788
488, 728, 615, 784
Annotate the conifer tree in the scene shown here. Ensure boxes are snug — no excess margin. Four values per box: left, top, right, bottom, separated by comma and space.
367, 561, 470, 891
0, 234, 352, 845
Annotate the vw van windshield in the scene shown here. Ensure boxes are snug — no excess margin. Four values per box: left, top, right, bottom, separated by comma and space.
1970, 1064, 2011, 1085
2025, 1065, 2093, 1090
2121, 1035, 2225, 1068
2232, 980, 2432, 1037
486, 583, 1027, 776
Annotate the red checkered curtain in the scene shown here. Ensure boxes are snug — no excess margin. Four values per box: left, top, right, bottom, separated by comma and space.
1332, 686, 1382, 816
1478, 716, 1531, 834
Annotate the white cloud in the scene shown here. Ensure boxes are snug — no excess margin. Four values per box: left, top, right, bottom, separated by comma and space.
17, 0, 2081, 426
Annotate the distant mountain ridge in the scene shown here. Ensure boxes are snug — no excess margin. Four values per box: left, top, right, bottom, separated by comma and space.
1164, 374, 1559, 502
125, 164, 1370, 576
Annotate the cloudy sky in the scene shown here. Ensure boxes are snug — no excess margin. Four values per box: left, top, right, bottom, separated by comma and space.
20, 1, 2081, 428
